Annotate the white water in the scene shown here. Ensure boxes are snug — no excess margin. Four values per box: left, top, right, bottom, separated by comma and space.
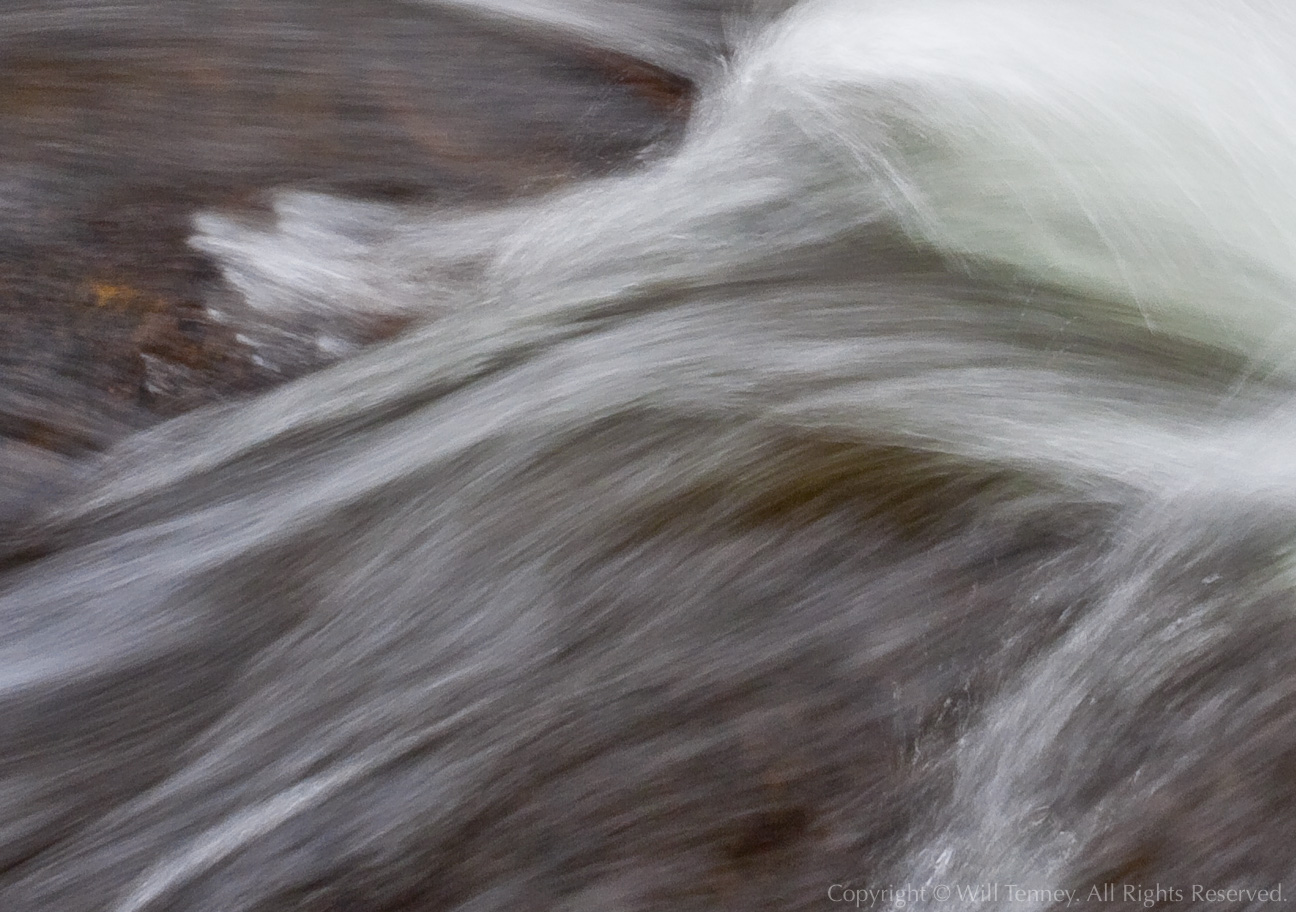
4, 2, 1296, 910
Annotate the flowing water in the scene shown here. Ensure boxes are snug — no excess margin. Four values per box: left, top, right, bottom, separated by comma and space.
2, 2, 1296, 910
